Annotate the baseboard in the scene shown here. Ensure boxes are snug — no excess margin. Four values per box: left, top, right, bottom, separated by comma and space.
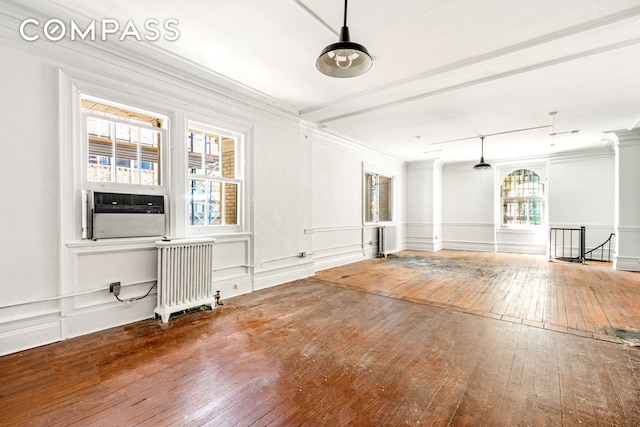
253, 262, 315, 291
0, 312, 62, 356
405, 237, 442, 252
614, 256, 640, 272
313, 251, 367, 272
443, 240, 496, 252
496, 242, 547, 255
65, 298, 157, 338
211, 268, 253, 300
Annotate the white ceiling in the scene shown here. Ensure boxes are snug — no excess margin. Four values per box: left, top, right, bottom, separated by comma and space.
47, 0, 640, 163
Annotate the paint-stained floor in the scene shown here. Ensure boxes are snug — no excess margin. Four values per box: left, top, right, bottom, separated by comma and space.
1, 250, 639, 426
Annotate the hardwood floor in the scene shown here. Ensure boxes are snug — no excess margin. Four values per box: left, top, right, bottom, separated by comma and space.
1, 250, 639, 426
317, 250, 640, 342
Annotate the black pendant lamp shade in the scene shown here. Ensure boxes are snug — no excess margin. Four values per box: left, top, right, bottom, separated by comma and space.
316, 0, 372, 78
473, 136, 492, 170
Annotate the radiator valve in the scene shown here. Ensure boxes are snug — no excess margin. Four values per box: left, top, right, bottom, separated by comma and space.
215, 290, 223, 306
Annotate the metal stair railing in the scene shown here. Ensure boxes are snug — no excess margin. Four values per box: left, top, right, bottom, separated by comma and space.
549, 226, 585, 263
549, 227, 615, 264
584, 233, 615, 262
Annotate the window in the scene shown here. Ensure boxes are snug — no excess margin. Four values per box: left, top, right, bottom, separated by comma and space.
187, 122, 242, 228
83, 98, 165, 187
501, 169, 544, 227
365, 172, 392, 223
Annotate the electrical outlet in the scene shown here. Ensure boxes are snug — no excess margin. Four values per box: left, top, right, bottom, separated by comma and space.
109, 282, 121, 296
234, 283, 238, 289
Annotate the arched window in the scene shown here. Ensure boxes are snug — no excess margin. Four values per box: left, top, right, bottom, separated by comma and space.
501, 169, 544, 227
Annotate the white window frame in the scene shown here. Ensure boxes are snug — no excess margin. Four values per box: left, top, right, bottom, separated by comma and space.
60, 70, 174, 245
498, 163, 547, 229
363, 164, 395, 225
80, 94, 168, 195
185, 119, 245, 235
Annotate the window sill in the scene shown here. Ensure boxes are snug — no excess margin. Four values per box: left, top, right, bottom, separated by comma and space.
497, 227, 546, 234
186, 231, 252, 240
66, 236, 160, 253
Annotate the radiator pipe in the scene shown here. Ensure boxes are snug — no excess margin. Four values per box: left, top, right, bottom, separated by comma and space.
215, 290, 224, 306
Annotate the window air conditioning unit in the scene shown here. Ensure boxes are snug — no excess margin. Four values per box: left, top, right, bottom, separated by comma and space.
82, 191, 166, 239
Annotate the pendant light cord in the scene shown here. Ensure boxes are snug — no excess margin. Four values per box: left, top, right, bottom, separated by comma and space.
343, 0, 348, 27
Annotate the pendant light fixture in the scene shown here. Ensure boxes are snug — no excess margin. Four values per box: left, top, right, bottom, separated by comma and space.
473, 136, 492, 170
316, 0, 372, 78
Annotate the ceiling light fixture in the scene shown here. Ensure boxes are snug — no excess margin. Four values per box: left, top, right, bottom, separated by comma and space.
316, 0, 372, 78
549, 111, 579, 146
473, 136, 492, 170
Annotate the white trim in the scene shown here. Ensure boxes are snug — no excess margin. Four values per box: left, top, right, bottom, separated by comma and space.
442, 240, 496, 252
253, 263, 314, 291
304, 225, 363, 234
65, 298, 156, 339
496, 163, 548, 230
184, 119, 247, 237
0, 314, 63, 357
313, 251, 367, 272
616, 226, 640, 232
0, 1, 299, 124
496, 242, 547, 255
407, 159, 443, 170
613, 129, 640, 146
547, 149, 615, 164
66, 238, 158, 251
497, 162, 547, 184
614, 256, 640, 272
405, 237, 442, 252
0, 285, 128, 310
314, 128, 406, 164
442, 221, 496, 227
496, 228, 547, 235
550, 223, 614, 230
81, 109, 167, 194
363, 164, 397, 225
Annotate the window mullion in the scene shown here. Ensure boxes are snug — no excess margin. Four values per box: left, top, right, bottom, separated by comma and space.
135, 126, 141, 185
220, 182, 226, 226
110, 121, 116, 182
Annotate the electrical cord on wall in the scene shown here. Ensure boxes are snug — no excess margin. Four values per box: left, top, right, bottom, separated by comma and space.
113, 281, 157, 303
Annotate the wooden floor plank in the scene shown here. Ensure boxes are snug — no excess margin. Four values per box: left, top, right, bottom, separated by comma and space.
1, 250, 639, 426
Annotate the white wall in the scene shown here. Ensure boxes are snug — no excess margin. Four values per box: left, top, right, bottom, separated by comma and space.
406, 160, 443, 251
548, 152, 615, 254
310, 133, 407, 270
405, 152, 616, 255
252, 122, 314, 289
0, 5, 404, 355
441, 163, 496, 252
0, 3, 624, 356
0, 44, 62, 350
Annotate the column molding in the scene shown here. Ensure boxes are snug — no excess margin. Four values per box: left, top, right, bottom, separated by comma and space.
613, 129, 640, 271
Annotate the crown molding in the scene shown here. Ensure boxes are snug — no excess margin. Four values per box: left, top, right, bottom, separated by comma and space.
0, 1, 302, 128
613, 129, 640, 146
